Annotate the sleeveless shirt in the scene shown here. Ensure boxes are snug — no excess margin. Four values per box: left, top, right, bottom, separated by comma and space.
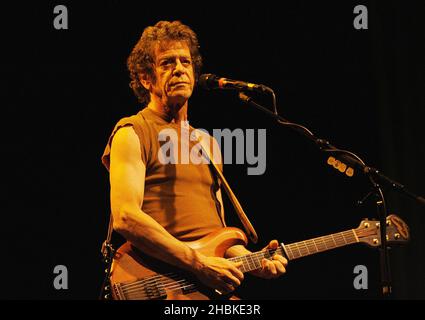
102, 107, 224, 241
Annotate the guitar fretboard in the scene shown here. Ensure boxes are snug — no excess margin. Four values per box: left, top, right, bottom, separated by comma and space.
229, 229, 358, 273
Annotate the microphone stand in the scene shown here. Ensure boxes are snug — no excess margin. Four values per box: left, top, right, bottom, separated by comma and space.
238, 91, 425, 297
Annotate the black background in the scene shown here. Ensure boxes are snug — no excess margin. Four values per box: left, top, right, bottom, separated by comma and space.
0, 0, 424, 300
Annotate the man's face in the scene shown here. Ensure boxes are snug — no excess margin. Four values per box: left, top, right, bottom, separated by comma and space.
149, 40, 195, 107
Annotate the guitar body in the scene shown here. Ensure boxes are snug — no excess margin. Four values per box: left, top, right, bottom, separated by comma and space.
109, 227, 248, 300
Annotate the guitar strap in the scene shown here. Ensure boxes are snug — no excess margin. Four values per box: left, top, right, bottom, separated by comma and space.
101, 214, 114, 259
193, 129, 258, 244
99, 212, 115, 300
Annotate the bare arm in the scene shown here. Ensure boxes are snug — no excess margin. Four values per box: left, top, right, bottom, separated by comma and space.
110, 126, 200, 271
109, 126, 243, 292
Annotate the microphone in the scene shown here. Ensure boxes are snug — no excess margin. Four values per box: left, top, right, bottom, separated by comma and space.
198, 73, 271, 93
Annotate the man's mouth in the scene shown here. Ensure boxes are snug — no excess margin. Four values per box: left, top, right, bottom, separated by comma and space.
170, 82, 189, 87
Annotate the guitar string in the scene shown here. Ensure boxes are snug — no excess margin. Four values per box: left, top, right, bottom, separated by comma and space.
151, 231, 356, 292
122, 282, 193, 296
122, 278, 197, 297
122, 278, 190, 291
122, 278, 192, 293
119, 229, 373, 293
120, 270, 200, 291
118, 229, 377, 298
120, 232, 355, 292
287, 230, 360, 249
288, 234, 356, 251
120, 271, 198, 292
121, 278, 187, 295
122, 243, 314, 294
284, 230, 363, 259
286, 233, 351, 249
120, 272, 182, 289
119, 247, 285, 292
285, 231, 375, 258
286, 231, 358, 255
125, 235, 354, 288
124, 284, 197, 300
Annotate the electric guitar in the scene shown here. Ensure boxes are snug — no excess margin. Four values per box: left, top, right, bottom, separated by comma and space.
108, 214, 409, 300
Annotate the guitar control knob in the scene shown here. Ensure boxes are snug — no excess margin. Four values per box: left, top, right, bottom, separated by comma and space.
333, 160, 341, 169
345, 167, 354, 177
364, 222, 370, 228
373, 238, 379, 245
394, 233, 400, 239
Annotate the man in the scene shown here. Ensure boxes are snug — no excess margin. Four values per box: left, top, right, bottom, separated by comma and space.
102, 20, 287, 298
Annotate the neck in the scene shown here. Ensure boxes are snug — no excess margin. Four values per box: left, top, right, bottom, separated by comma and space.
148, 96, 188, 124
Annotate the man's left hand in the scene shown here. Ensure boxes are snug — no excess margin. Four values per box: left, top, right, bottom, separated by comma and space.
250, 240, 288, 279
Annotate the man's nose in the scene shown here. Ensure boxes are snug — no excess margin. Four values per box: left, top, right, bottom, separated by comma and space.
173, 59, 185, 75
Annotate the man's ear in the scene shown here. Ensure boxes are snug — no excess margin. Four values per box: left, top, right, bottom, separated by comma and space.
139, 74, 151, 91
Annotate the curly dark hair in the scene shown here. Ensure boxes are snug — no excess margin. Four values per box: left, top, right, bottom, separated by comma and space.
127, 21, 203, 106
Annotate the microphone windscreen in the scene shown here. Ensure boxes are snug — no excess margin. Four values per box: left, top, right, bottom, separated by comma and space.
198, 73, 219, 90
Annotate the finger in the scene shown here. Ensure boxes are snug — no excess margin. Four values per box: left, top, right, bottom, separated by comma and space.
222, 271, 241, 287
267, 261, 277, 276
225, 284, 235, 292
221, 284, 235, 295
216, 282, 234, 295
263, 259, 277, 277
229, 264, 244, 281
268, 240, 279, 249
261, 258, 269, 270
213, 275, 233, 294
272, 260, 286, 274
273, 254, 288, 267
218, 283, 235, 294
218, 276, 237, 294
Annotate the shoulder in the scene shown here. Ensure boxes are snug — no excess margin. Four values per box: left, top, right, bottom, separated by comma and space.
110, 126, 141, 161
114, 113, 146, 132
112, 125, 139, 146
110, 111, 152, 148
102, 111, 149, 170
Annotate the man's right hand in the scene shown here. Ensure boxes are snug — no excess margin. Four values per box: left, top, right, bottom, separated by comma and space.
194, 255, 244, 294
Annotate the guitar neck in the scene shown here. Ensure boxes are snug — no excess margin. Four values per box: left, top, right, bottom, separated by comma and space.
228, 229, 359, 273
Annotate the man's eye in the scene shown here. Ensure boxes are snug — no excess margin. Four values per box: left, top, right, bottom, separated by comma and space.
161, 60, 172, 66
